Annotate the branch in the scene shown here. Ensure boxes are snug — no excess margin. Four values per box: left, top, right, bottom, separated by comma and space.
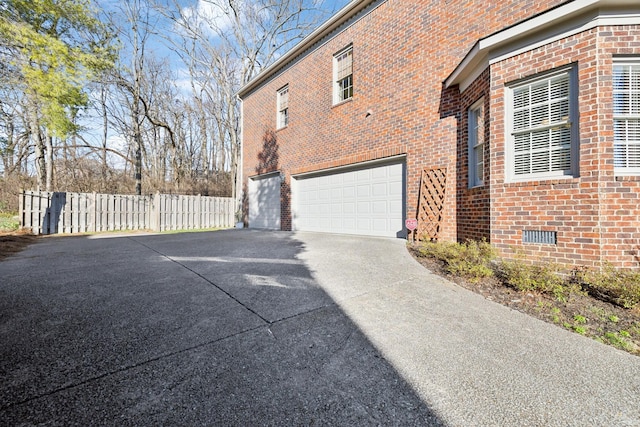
59, 135, 133, 164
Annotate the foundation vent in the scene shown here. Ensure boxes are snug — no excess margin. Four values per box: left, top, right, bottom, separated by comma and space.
523, 230, 557, 245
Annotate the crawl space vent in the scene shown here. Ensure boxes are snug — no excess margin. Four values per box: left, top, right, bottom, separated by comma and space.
523, 230, 557, 245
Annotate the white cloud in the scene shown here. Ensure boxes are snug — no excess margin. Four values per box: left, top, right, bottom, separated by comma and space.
179, 0, 234, 36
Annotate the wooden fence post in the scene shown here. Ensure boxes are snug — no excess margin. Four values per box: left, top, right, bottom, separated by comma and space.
152, 192, 161, 232
90, 192, 97, 233
19, 190, 24, 230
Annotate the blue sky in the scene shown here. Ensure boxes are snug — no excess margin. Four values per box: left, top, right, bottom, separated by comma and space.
94, 0, 353, 81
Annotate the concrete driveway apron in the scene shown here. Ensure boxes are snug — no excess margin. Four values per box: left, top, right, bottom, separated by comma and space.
0, 229, 639, 426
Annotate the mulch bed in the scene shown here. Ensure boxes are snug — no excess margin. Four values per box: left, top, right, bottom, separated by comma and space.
407, 244, 640, 355
0, 231, 38, 261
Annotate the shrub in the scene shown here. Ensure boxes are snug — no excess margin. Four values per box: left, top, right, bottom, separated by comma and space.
418, 239, 496, 283
497, 258, 574, 301
574, 263, 640, 309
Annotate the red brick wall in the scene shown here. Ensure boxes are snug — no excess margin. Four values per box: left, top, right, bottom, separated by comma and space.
242, 0, 566, 235
489, 25, 640, 268
458, 68, 491, 241
596, 25, 640, 268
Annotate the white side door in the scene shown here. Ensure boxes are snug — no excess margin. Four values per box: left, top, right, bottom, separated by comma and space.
248, 174, 281, 230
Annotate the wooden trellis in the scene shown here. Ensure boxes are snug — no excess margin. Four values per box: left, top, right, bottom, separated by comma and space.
417, 167, 447, 240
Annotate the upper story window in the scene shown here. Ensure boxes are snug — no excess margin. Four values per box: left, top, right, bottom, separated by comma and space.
468, 98, 485, 187
506, 66, 577, 182
277, 85, 289, 129
613, 59, 640, 175
333, 46, 353, 104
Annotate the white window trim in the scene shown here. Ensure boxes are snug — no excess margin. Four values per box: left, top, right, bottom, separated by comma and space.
505, 65, 579, 183
613, 58, 640, 176
468, 98, 485, 188
277, 84, 289, 129
333, 45, 353, 105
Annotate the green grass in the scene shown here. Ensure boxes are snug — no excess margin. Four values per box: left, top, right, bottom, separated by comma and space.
600, 331, 634, 351
0, 213, 19, 231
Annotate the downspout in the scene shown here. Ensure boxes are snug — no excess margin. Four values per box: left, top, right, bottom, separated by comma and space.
595, 30, 604, 268
237, 95, 244, 224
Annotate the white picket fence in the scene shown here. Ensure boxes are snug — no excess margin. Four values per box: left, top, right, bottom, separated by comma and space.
20, 190, 235, 235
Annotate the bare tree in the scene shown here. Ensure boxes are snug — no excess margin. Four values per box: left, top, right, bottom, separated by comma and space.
0, 0, 344, 211
156, 0, 334, 204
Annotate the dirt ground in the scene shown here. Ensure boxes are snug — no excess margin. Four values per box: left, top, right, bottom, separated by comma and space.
0, 230, 39, 261
408, 244, 640, 356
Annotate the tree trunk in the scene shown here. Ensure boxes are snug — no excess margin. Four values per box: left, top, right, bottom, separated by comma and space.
30, 105, 46, 190
101, 85, 109, 186
45, 133, 54, 191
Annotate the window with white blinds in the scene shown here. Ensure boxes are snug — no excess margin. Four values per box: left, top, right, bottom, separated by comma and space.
277, 85, 289, 129
613, 60, 640, 175
508, 67, 576, 181
334, 46, 353, 104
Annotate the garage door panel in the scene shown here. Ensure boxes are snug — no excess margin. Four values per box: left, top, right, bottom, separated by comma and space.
390, 199, 403, 212
372, 182, 387, 197
372, 201, 388, 214
357, 202, 370, 214
293, 160, 405, 238
357, 185, 370, 197
357, 218, 371, 231
389, 183, 402, 195
344, 217, 357, 229
372, 218, 387, 232
371, 167, 387, 178
319, 189, 330, 200
344, 202, 356, 214
343, 186, 356, 198
356, 169, 369, 180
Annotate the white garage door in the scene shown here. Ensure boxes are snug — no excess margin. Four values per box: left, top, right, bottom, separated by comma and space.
248, 174, 281, 230
292, 160, 405, 238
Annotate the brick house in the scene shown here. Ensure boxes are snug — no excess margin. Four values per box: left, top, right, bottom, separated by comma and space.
238, 0, 640, 269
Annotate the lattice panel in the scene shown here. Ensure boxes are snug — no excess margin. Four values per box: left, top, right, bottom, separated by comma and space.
417, 168, 447, 240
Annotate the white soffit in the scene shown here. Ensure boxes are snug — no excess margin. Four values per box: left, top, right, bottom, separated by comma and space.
445, 0, 640, 92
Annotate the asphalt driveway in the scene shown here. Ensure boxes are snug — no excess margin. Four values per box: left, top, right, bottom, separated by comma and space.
1, 229, 639, 426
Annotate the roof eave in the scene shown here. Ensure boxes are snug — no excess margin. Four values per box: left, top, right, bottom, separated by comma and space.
237, 0, 375, 99
444, 0, 640, 90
